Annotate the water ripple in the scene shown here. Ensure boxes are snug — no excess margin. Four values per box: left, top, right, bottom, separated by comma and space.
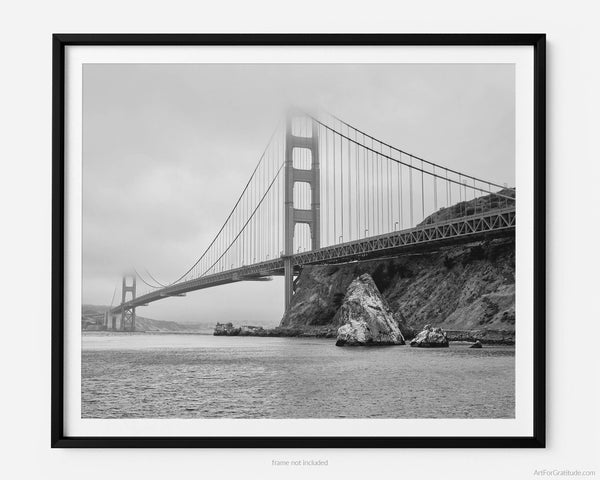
81, 334, 514, 419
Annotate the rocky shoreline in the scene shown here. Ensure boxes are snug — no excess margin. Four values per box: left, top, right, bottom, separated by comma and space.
214, 323, 514, 345
444, 329, 515, 345
214, 322, 338, 338
213, 269, 514, 346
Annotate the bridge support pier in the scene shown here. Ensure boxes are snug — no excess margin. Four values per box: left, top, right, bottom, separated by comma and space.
283, 112, 320, 312
120, 307, 136, 332
283, 257, 293, 310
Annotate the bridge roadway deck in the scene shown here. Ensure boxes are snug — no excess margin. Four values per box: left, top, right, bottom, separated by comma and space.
110, 207, 515, 314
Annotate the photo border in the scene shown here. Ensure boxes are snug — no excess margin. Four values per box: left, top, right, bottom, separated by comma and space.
51, 33, 546, 448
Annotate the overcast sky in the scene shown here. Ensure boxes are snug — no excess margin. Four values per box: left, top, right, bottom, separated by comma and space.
82, 63, 514, 325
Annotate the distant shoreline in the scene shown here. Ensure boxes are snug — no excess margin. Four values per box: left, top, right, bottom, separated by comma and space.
82, 329, 514, 345
82, 327, 515, 345
82, 330, 214, 336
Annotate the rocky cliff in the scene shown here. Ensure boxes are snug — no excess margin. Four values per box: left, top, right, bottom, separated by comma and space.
279, 236, 515, 339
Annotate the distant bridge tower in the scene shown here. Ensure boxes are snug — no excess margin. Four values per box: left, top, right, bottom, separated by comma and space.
120, 273, 136, 331
283, 112, 320, 311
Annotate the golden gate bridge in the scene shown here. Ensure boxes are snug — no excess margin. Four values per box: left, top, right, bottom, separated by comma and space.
104, 110, 515, 331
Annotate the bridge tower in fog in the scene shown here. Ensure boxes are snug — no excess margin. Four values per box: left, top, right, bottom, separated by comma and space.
284, 113, 320, 310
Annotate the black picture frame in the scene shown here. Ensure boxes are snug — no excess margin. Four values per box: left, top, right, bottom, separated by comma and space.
52, 33, 546, 448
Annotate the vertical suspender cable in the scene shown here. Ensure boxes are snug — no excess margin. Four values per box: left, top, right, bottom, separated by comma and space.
409, 156, 414, 227
354, 130, 360, 238
340, 125, 344, 241
347, 124, 351, 240
387, 147, 394, 231
421, 160, 425, 222
374, 141, 379, 234
333, 128, 337, 242
433, 165, 437, 212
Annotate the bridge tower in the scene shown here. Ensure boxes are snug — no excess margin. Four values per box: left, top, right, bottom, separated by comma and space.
120, 273, 136, 331
283, 112, 320, 311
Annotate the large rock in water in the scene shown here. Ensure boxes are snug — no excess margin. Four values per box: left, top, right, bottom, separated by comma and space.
335, 274, 405, 346
409, 325, 449, 348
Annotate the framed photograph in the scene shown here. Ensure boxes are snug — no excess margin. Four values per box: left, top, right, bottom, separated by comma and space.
52, 33, 545, 448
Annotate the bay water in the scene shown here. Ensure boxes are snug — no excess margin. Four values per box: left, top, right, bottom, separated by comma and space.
82, 332, 514, 419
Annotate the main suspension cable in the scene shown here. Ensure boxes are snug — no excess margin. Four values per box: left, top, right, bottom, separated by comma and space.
164, 122, 282, 286
310, 115, 515, 201
133, 267, 162, 289
324, 111, 509, 191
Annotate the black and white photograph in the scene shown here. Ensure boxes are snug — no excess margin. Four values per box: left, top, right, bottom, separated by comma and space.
51, 35, 547, 448
81, 61, 518, 421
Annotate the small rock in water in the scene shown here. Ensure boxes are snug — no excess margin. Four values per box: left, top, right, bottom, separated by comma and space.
409, 324, 449, 348
335, 273, 405, 347
238, 325, 265, 336
469, 340, 483, 348
213, 322, 240, 336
